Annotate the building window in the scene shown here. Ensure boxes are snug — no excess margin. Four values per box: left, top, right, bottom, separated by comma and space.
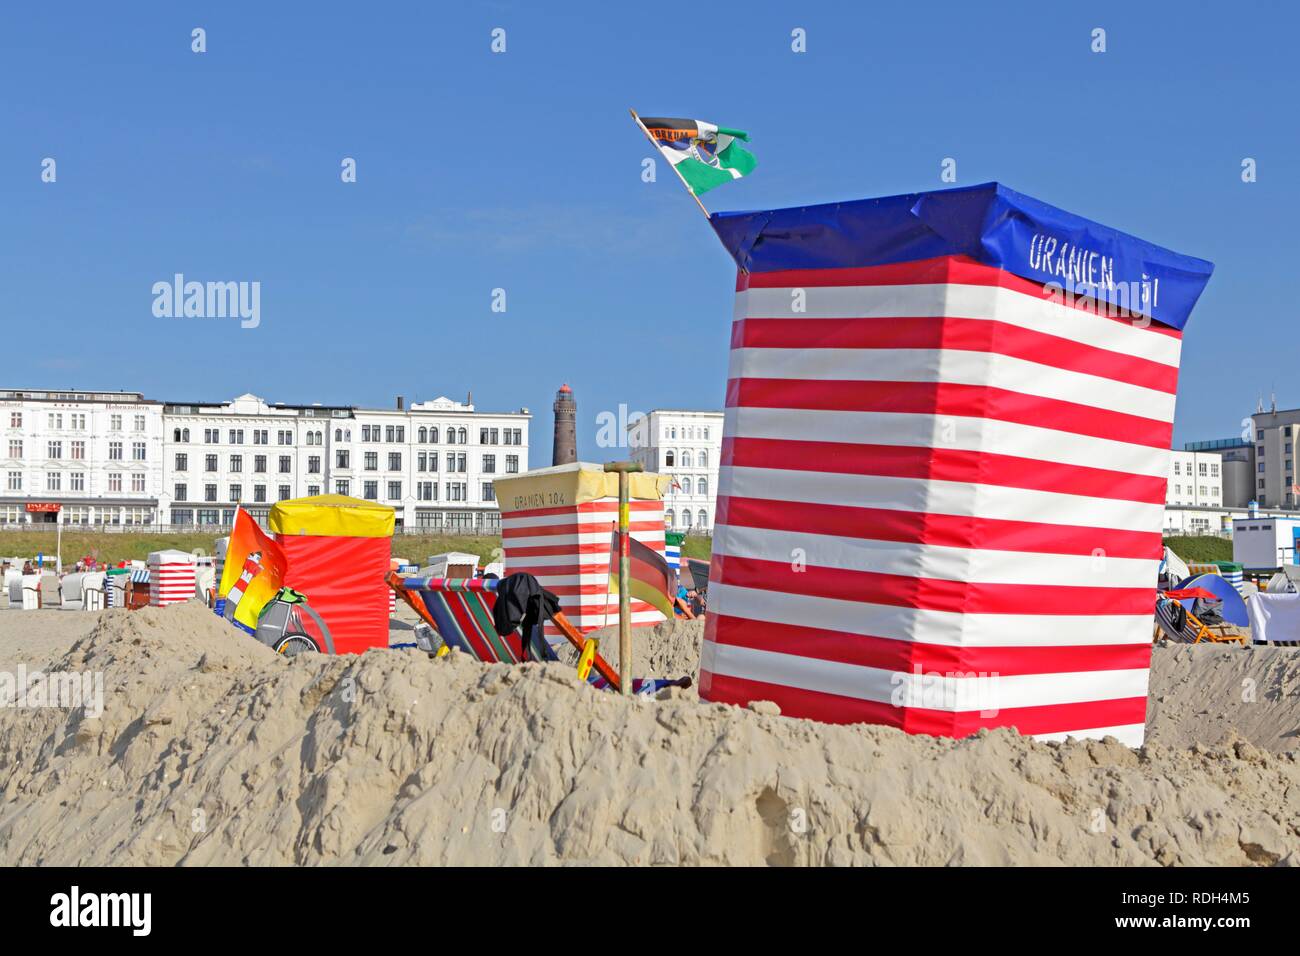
308, 455, 321, 474
388, 452, 402, 471
175, 483, 188, 502
205, 484, 218, 502
387, 481, 402, 500
8, 412, 20, 428
698, 509, 707, 528
254, 455, 267, 473
307, 485, 321, 497
230, 483, 242, 502
364, 481, 379, 500
205, 454, 218, 472
278, 485, 291, 501
71, 440, 85, 460
109, 442, 123, 461
71, 472, 85, 492
7, 440, 21, 458
48, 440, 62, 459
230, 454, 243, 472
682, 510, 692, 529
482, 482, 495, 502
336, 451, 350, 469
482, 454, 495, 474
665, 450, 675, 467
505, 455, 519, 474
132, 442, 147, 461
108, 473, 122, 492
335, 480, 350, 495
110, 414, 122, 430
175, 453, 188, 471
429, 427, 439, 443
698, 477, 708, 497
365, 452, 378, 471
254, 485, 267, 503
5, 471, 19, 491
279, 455, 291, 473
417, 481, 436, 501
682, 477, 693, 495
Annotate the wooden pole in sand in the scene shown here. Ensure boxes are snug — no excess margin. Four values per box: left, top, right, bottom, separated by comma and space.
604, 461, 643, 695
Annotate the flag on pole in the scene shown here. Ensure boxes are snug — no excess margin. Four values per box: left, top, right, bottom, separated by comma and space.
637, 116, 757, 196
217, 508, 288, 631
664, 531, 684, 570
607, 529, 675, 620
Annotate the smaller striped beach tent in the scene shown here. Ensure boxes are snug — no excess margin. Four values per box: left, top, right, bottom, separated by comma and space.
388, 573, 690, 696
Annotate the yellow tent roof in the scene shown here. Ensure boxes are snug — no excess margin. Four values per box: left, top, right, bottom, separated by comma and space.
268, 495, 395, 538
492, 462, 672, 513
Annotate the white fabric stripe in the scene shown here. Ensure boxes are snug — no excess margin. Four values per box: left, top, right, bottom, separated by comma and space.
1034, 723, 1145, 746
728, 346, 1176, 422
504, 532, 665, 550
701, 642, 1150, 711
707, 581, 1153, 647
735, 283, 1182, 368
717, 525, 1157, 588
501, 509, 661, 530
726, 407, 1171, 478
512, 573, 646, 587
720, 465, 1165, 530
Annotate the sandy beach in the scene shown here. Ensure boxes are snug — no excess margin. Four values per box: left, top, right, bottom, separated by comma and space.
0, 602, 1296, 866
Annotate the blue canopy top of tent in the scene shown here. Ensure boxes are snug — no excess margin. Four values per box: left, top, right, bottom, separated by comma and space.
1173, 572, 1250, 627
709, 182, 1214, 331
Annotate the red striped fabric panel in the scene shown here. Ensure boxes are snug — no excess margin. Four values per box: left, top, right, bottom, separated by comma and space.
716, 495, 1162, 560
722, 436, 1168, 504
702, 671, 1148, 736
731, 316, 1179, 393
708, 614, 1152, 676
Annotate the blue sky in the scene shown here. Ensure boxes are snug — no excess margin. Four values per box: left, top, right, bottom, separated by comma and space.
2, 1, 1295, 457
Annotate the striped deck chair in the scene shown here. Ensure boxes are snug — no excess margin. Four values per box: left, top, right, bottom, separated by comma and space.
387, 573, 691, 696
1154, 592, 1247, 647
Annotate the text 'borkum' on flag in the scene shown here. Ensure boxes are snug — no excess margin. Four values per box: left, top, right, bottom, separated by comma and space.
633, 113, 757, 199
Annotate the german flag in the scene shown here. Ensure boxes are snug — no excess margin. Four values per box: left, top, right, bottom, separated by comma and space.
608, 530, 674, 620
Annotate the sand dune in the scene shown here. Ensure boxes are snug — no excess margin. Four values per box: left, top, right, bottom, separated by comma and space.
0, 603, 1296, 866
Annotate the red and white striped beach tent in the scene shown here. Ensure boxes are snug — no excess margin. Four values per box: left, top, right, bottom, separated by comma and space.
701, 183, 1214, 747
147, 549, 198, 608
493, 462, 672, 636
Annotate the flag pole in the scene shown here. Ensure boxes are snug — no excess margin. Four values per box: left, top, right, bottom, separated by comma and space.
629, 109, 712, 222
604, 460, 644, 695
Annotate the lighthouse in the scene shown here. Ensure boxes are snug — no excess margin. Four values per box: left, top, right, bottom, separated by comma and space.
552, 384, 577, 466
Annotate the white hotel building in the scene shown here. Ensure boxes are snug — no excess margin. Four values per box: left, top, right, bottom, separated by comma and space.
627, 409, 723, 532
3, 388, 529, 533
1, 388, 165, 527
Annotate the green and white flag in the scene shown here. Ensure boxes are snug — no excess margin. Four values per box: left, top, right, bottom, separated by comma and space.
635, 115, 757, 196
